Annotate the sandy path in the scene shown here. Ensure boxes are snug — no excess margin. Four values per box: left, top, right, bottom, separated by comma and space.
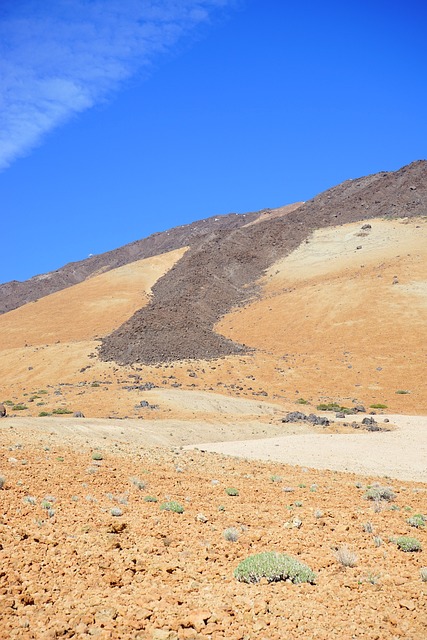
186, 414, 427, 482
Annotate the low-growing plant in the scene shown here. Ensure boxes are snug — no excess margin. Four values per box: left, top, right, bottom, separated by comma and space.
111, 507, 123, 517
144, 495, 158, 503
218, 505, 225, 512
234, 552, 316, 584
38, 411, 52, 417
12, 404, 28, 411
296, 398, 309, 405
370, 403, 388, 409
396, 536, 422, 552
294, 501, 303, 507
270, 475, 282, 483
225, 487, 239, 496
373, 536, 383, 547
160, 500, 184, 513
395, 390, 410, 394
223, 527, 240, 542
317, 402, 352, 413
23, 496, 36, 505
407, 514, 426, 528
420, 567, 427, 582
92, 452, 103, 461
363, 521, 374, 533
51, 408, 73, 415
130, 477, 146, 490
334, 545, 358, 567
314, 509, 323, 519
41, 500, 52, 510
364, 485, 396, 502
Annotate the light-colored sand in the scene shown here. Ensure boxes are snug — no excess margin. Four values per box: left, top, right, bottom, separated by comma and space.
187, 414, 427, 482
2, 411, 426, 482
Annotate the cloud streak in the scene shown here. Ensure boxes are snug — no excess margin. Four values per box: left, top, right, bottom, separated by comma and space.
0, 0, 231, 171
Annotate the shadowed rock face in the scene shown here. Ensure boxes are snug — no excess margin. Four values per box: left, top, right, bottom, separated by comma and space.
99, 160, 427, 365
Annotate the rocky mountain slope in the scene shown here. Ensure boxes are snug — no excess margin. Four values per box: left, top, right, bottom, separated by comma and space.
100, 160, 427, 364
0, 210, 262, 315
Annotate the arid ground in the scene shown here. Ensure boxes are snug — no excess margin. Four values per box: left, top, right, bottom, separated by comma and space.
1, 180, 427, 639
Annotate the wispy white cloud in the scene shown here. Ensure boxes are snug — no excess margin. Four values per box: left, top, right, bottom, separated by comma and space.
0, 0, 232, 170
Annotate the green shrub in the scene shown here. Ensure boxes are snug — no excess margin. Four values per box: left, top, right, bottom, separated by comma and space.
225, 487, 239, 496
234, 552, 316, 584
396, 536, 422, 552
316, 402, 352, 413
395, 390, 410, 394
370, 403, 388, 409
364, 485, 396, 502
296, 398, 309, 405
270, 475, 282, 483
407, 514, 426, 528
3, 400, 14, 406
38, 411, 52, 417
160, 500, 184, 513
91, 452, 103, 461
12, 404, 28, 411
52, 408, 73, 415
144, 495, 158, 503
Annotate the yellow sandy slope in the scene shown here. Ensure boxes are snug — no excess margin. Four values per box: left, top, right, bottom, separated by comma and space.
216, 217, 427, 413
0, 248, 187, 348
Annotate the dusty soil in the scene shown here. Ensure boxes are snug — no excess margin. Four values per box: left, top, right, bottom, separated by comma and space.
1, 419, 427, 639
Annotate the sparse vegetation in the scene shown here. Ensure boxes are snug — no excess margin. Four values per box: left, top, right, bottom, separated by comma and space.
234, 552, 316, 584
395, 390, 410, 394
52, 408, 73, 414
144, 495, 158, 503
296, 398, 309, 405
270, 474, 282, 483
225, 487, 239, 496
130, 477, 146, 490
370, 403, 388, 409
12, 404, 28, 411
396, 536, 422, 552
111, 507, 123, 517
38, 411, 52, 417
223, 527, 239, 542
160, 500, 184, 513
91, 452, 103, 461
364, 485, 396, 502
316, 402, 352, 413
407, 514, 425, 528
334, 545, 358, 567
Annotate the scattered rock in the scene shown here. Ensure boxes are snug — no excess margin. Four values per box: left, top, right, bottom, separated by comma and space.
0, 403, 6, 418
282, 412, 329, 426
73, 411, 85, 418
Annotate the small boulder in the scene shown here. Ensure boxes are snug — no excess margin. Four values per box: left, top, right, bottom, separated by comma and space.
0, 403, 6, 418
73, 411, 85, 418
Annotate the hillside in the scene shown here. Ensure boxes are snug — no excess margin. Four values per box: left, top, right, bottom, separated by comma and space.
99, 160, 427, 365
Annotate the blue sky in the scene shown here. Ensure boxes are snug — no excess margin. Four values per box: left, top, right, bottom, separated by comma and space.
1, 0, 426, 284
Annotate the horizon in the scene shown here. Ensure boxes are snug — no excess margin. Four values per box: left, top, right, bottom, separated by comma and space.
1, 0, 426, 284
